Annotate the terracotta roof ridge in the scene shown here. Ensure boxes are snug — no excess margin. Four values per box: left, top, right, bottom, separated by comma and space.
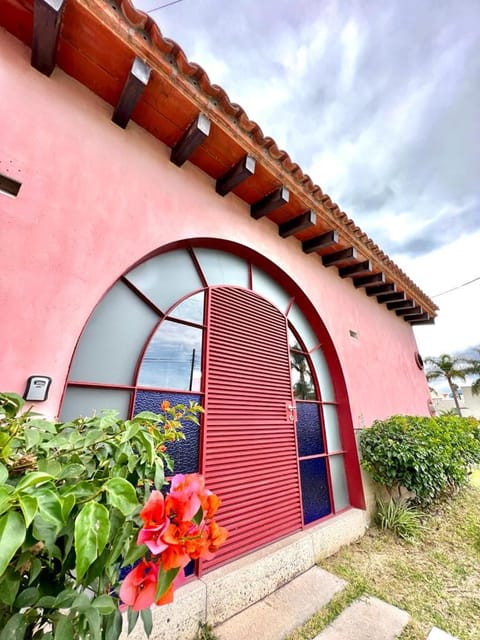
117, 0, 436, 311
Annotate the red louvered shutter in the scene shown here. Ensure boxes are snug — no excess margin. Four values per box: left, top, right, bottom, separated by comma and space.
200, 286, 302, 572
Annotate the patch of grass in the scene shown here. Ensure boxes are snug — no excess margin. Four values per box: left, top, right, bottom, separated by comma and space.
374, 499, 424, 541
196, 622, 219, 640
285, 578, 367, 640
319, 479, 480, 640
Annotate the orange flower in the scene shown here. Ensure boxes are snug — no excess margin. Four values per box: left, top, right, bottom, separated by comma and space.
161, 400, 170, 411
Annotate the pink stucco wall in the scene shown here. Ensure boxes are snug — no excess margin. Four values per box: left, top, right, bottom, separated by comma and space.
0, 27, 431, 423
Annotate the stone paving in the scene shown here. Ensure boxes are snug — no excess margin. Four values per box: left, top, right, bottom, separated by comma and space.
215, 567, 460, 640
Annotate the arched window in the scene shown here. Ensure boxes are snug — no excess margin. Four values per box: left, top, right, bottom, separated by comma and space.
62, 244, 358, 571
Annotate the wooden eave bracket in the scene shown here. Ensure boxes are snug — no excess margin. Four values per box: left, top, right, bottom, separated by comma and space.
387, 299, 415, 311
216, 155, 256, 196
339, 260, 372, 279
405, 312, 429, 323
171, 113, 211, 167
31, 0, 66, 76
366, 283, 395, 296
353, 272, 385, 289
279, 210, 316, 238
322, 247, 357, 267
302, 230, 339, 254
377, 291, 406, 304
410, 317, 435, 326
397, 305, 422, 317
112, 57, 151, 129
251, 186, 290, 220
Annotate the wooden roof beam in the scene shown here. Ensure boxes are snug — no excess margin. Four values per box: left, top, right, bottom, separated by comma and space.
251, 186, 289, 220
322, 247, 357, 267
366, 283, 395, 296
396, 305, 422, 317
377, 291, 406, 304
302, 230, 339, 255
404, 312, 429, 323
279, 210, 316, 238
171, 113, 211, 167
339, 260, 372, 279
410, 317, 435, 326
387, 299, 415, 311
112, 57, 151, 129
353, 272, 385, 289
31, 0, 66, 77
216, 155, 256, 196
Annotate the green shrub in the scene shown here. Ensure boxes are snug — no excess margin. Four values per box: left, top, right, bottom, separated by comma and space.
359, 414, 480, 507
374, 499, 423, 541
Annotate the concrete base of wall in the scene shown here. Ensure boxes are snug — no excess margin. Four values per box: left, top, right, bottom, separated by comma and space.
121, 508, 368, 640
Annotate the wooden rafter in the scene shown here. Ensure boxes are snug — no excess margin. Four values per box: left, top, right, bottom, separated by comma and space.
302, 230, 339, 254
112, 57, 151, 129
171, 113, 211, 167
251, 187, 289, 220
31, 0, 66, 76
216, 155, 256, 196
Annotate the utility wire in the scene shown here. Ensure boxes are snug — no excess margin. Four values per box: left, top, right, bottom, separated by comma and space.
147, 0, 186, 12
431, 276, 480, 298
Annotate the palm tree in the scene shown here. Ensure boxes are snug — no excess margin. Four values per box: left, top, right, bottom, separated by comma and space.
464, 348, 480, 396
425, 354, 468, 416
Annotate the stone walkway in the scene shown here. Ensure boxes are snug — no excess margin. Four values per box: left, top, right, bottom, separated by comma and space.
215, 566, 459, 640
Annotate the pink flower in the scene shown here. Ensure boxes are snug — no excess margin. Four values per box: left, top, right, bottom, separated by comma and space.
137, 490, 169, 554
119, 560, 159, 611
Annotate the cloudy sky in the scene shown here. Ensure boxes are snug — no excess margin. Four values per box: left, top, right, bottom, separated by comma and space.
135, 0, 480, 359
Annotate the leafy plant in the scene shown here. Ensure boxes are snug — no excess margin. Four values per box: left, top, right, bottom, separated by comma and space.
374, 499, 423, 541
0, 391, 204, 639
359, 414, 480, 507
195, 621, 219, 640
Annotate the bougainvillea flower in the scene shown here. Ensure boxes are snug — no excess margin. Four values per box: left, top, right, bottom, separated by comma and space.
206, 520, 229, 554
200, 491, 221, 520
138, 490, 169, 553
161, 400, 170, 411
166, 474, 204, 522
119, 560, 159, 611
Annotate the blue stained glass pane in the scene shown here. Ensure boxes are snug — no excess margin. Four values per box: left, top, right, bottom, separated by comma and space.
300, 458, 331, 524
134, 391, 201, 475
296, 402, 324, 457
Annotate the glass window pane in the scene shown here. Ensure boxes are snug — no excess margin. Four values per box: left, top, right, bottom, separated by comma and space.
137, 320, 203, 391
125, 250, 203, 314
296, 402, 324, 456
60, 387, 131, 421
194, 248, 248, 287
330, 454, 349, 511
252, 266, 291, 313
299, 458, 331, 524
290, 351, 316, 400
310, 348, 336, 402
169, 291, 205, 325
323, 404, 342, 452
287, 305, 319, 351
134, 391, 201, 476
69, 281, 159, 385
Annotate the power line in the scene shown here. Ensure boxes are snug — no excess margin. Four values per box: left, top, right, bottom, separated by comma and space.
147, 0, 186, 13
432, 276, 480, 298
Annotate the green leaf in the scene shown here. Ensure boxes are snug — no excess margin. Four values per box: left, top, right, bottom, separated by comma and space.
54, 614, 73, 640
15, 472, 54, 492
84, 607, 101, 640
0, 486, 12, 516
36, 490, 64, 531
54, 589, 77, 609
123, 541, 147, 567
0, 463, 8, 485
154, 461, 164, 490
155, 565, 180, 602
74, 501, 110, 581
58, 464, 86, 480
0, 612, 28, 640
18, 495, 38, 527
127, 608, 139, 635
92, 594, 116, 614
14, 586, 39, 608
104, 478, 138, 516
0, 511, 26, 575
36, 595, 56, 607
140, 608, 153, 637
0, 567, 20, 606
24, 429, 41, 450
192, 505, 203, 526
104, 610, 123, 640
71, 592, 92, 612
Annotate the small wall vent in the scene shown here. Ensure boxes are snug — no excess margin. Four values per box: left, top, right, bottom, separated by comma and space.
0, 173, 22, 198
